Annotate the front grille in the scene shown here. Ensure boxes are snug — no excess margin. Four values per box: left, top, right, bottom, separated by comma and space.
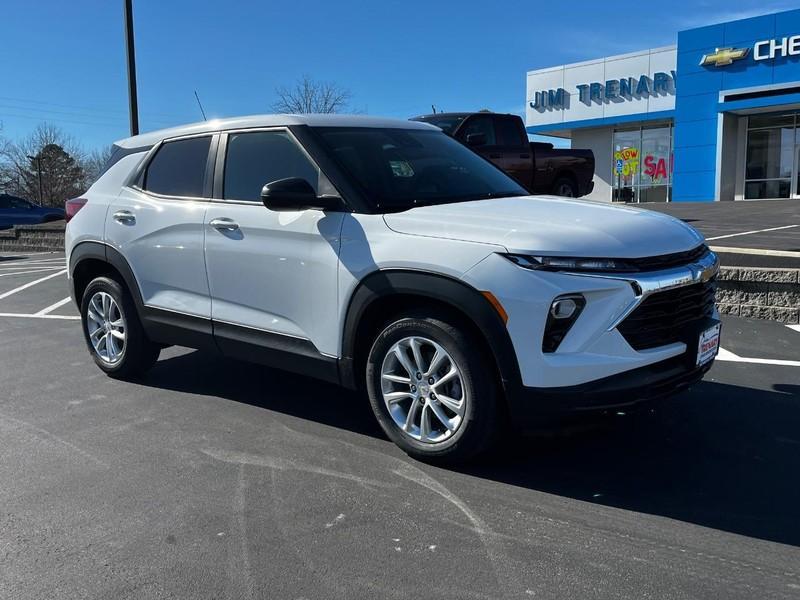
618, 278, 717, 350
627, 244, 709, 272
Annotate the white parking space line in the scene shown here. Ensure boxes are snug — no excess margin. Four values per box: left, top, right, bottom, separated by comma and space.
0, 260, 65, 269
706, 224, 799, 241
717, 347, 800, 368
787, 324, 800, 334
0, 313, 80, 321
2, 261, 67, 269
0, 264, 64, 270
34, 297, 72, 316
0, 268, 66, 278
708, 246, 800, 258
0, 269, 67, 300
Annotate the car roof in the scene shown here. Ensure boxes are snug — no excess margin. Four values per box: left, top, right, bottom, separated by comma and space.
114, 114, 439, 149
411, 112, 473, 120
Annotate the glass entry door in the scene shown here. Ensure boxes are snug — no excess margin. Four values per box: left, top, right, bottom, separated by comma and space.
744, 113, 796, 199
795, 145, 800, 199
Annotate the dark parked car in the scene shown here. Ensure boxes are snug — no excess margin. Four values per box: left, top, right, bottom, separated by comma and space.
0, 194, 65, 229
410, 112, 595, 197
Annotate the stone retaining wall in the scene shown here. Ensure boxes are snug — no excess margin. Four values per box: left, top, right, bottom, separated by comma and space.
717, 266, 799, 324
0, 221, 66, 253
0, 222, 797, 324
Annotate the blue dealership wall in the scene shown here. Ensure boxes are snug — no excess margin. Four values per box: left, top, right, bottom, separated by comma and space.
673, 8, 800, 201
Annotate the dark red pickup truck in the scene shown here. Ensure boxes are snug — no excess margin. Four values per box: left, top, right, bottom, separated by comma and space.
410, 112, 595, 197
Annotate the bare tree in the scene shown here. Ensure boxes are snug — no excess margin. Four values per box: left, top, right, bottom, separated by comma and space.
0, 123, 88, 206
271, 75, 352, 114
83, 146, 116, 186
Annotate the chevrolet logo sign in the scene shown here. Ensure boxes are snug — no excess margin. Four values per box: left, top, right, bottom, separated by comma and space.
699, 47, 750, 67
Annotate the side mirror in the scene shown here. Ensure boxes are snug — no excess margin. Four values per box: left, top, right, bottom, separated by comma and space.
260, 177, 341, 212
465, 132, 487, 147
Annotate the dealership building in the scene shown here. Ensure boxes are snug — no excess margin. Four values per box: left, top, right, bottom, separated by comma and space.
526, 8, 800, 203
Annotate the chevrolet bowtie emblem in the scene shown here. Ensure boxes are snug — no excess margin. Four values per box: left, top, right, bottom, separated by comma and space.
699, 47, 750, 67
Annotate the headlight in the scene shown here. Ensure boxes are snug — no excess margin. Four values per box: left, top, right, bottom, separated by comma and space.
504, 254, 638, 273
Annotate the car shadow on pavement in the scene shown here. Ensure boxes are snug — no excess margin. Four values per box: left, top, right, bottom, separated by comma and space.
143, 349, 800, 547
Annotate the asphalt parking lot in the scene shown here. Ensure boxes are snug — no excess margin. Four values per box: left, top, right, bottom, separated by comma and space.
642, 200, 800, 267
1, 252, 800, 599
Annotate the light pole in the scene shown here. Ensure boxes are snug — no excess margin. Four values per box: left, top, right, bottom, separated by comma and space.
124, 0, 139, 136
26, 154, 43, 205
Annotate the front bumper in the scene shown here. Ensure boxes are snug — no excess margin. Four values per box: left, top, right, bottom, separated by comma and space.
462, 249, 719, 389
506, 355, 713, 430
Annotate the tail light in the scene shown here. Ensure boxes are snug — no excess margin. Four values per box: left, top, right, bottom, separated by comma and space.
65, 197, 88, 223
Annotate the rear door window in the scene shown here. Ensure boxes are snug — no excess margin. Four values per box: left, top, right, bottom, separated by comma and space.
495, 117, 527, 147
144, 136, 211, 197
223, 130, 322, 202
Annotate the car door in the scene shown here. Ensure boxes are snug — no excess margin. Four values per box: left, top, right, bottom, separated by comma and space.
105, 133, 216, 320
204, 128, 344, 359
0, 196, 15, 228
1, 196, 37, 226
494, 115, 533, 189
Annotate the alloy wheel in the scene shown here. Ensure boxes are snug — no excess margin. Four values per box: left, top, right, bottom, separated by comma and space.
86, 291, 126, 364
380, 336, 466, 443
557, 182, 575, 197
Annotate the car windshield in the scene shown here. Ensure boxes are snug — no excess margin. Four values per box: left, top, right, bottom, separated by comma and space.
312, 127, 527, 211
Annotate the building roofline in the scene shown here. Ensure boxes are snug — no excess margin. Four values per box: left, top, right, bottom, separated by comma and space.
526, 45, 677, 76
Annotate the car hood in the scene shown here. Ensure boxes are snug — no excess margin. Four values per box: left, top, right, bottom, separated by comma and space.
382, 196, 704, 257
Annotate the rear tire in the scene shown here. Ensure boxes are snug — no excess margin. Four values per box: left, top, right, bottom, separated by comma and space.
80, 276, 160, 379
365, 311, 500, 463
552, 177, 578, 197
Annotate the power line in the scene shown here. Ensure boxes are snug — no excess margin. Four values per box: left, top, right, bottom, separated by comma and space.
0, 102, 176, 127
0, 111, 130, 128
0, 95, 187, 121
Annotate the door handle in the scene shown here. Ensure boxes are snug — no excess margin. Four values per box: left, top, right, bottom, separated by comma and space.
519, 154, 530, 159
488, 153, 502, 159
112, 210, 135, 224
210, 217, 240, 231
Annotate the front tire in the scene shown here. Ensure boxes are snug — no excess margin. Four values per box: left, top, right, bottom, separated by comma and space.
80, 276, 160, 379
365, 312, 499, 462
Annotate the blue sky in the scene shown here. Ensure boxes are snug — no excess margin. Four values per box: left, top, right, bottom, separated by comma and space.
0, 0, 796, 150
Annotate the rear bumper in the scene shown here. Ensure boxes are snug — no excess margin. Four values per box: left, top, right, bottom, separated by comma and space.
506, 355, 713, 430
578, 179, 594, 197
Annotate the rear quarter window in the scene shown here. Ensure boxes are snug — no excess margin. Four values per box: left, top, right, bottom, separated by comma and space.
144, 136, 211, 197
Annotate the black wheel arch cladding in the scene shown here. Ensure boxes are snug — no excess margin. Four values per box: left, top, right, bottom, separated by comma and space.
339, 269, 520, 393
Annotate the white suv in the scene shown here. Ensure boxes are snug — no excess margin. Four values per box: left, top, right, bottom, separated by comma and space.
65, 115, 720, 462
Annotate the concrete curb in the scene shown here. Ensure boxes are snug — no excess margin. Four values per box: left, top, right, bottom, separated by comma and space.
717, 266, 799, 324
0, 223, 796, 324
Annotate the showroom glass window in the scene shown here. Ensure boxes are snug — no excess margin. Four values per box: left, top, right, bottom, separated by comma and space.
744, 113, 795, 199
612, 125, 673, 203
223, 130, 326, 202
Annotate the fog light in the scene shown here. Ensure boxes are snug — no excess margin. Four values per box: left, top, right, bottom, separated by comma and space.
550, 297, 578, 319
542, 294, 586, 353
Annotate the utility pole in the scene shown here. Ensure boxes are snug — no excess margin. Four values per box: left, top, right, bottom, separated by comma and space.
124, 0, 139, 136
26, 154, 43, 204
